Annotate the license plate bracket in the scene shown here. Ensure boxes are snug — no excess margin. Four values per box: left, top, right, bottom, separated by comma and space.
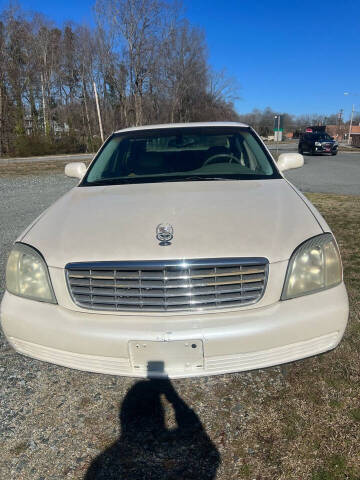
129, 339, 204, 375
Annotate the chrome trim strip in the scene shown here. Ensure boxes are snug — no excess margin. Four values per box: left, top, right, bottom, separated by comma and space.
65, 257, 268, 270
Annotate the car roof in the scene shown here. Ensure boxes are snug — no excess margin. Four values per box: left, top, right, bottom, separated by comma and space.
114, 122, 250, 134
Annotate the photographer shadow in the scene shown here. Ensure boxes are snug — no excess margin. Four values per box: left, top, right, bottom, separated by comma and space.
85, 362, 220, 479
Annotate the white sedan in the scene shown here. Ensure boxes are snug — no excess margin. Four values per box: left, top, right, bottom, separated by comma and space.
1, 122, 349, 378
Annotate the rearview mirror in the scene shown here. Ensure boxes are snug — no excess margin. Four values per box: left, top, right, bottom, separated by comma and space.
277, 153, 304, 172
65, 162, 87, 179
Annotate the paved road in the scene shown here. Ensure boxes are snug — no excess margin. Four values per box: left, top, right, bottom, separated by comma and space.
285, 151, 360, 195
267, 144, 360, 195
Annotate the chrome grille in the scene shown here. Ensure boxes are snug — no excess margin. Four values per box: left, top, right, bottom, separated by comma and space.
66, 258, 268, 312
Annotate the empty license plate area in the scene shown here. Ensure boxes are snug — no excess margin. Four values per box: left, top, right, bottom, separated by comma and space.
129, 340, 204, 374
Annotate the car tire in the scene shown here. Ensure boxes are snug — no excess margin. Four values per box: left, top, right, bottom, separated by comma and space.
332, 151, 337, 156
298, 145, 303, 154
311, 148, 316, 156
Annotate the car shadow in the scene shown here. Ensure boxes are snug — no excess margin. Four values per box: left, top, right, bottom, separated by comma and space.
85, 362, 220, 479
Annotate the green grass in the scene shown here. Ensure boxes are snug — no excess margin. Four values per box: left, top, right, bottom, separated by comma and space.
350, 408, 360, 422
311, 454, 357, 480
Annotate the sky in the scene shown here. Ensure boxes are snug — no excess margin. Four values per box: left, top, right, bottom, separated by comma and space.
1, 0, 359, 119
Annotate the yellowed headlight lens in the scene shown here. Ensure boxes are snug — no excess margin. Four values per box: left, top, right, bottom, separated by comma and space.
282, 234, 342, 300
6, 244, 56, 303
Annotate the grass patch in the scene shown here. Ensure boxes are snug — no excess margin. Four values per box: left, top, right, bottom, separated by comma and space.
312, 454, 357, 480
10, 441, 29, 455
349, 408, 360, 422
216, 193, 360, 479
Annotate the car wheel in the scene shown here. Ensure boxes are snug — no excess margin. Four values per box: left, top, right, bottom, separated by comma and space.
311, 148, 316, 155
332, 151, 337, 156
298, 145, 303, 154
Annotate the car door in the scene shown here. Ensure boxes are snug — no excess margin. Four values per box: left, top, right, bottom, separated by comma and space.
299, 134, 307, 152
301, 134, 308, 152
305, 133, 315, 152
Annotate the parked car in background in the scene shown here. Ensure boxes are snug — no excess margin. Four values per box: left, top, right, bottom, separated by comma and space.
298, 132, 338, 155
1, 122, 348, 378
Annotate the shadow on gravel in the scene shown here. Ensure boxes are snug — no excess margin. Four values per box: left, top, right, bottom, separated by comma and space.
85, 364, 220, 479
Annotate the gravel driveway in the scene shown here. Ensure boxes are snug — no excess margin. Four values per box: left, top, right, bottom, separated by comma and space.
0, 174, 276, 479
1, 173, 359, 479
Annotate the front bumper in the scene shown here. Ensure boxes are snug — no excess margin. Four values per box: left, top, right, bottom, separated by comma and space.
0, 283, 349, 378
315, 145, 338, 153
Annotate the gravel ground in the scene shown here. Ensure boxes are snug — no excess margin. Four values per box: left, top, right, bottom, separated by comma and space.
0, 174, 280, 479
0, 174, 78, 300
1, 174, 359, 479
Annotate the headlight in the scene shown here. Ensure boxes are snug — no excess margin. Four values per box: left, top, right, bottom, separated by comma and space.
282, 233, 342, 300
6, 243, 57, 303
314, 142, 322, 146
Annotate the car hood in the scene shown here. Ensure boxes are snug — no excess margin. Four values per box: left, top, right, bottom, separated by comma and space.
22, 179, 322, 267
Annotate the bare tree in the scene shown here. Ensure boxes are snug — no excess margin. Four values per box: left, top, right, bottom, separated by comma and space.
0, 0, 240, 156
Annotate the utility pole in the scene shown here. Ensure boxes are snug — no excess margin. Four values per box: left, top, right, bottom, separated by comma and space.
41, 73, 47, 135
274, 115, 281, 157
344, 91, 360, 126
337, 109, 343, 139
338, 109, 343, 124
0, 85, 2, 157
93, 81, 104, 143
348, 104, 355, 145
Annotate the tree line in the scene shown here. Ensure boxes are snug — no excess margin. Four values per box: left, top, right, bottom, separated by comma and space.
0, 1, 355, 157
238, 108, 357, 138
0, 1, 239, 157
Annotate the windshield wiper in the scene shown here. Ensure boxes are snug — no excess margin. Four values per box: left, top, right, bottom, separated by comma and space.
82, 175, 238, 187
180, 176, 237, 181
82, 177, 136, 186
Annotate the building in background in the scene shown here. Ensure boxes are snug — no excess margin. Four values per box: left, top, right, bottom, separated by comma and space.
324, 125, 347, 141
349, 125, 360, 147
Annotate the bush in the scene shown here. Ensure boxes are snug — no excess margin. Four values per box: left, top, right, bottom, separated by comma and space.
53, 136, 87, 154
12, 135, 87, 157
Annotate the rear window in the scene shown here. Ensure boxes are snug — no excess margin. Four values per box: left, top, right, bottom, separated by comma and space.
313, 134, 333, 141
303, 133, 333, 141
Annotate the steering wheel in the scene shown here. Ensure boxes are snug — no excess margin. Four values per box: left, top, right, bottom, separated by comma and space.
203, 153, 242, 166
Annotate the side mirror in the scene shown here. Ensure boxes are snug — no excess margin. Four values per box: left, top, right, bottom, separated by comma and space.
65, 162, 87, 179
277, 153, 304, 172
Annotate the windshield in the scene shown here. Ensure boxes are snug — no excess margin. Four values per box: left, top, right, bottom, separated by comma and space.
82, 127, 280, 186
